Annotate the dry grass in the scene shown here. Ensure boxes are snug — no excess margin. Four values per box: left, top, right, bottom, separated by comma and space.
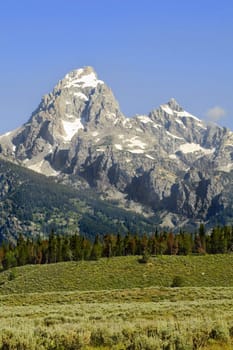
0, 287, 233, 349
1, 255, 233, 348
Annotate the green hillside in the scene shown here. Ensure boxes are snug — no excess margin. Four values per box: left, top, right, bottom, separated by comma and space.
1, 254, 233, 294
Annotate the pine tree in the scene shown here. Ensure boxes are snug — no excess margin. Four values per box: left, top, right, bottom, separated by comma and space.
140, 234, 148, 255
48, 230, 57, 263
82, 237, 91, 260
199, 223, 206, 252
167, 232, 175, 255
90, 234, 102, 260
62, 237, 73, 261
55, 235, 63, 262
70, 234, 83, 261
178, 232, 192, 255
115, 233, 123, 256
102, 234, 114, 258
16, 233, 28, 266
2, 251, 17, 269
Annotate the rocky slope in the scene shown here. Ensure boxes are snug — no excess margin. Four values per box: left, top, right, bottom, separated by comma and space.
1, 66, 233, 230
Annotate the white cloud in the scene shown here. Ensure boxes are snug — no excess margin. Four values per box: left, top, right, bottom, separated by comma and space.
206, 106, 226, 122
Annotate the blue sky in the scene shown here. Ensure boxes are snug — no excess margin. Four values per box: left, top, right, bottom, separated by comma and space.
0, 0, 233, 133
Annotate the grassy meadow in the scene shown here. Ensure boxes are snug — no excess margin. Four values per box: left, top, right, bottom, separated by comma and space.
1, 255, 233, 349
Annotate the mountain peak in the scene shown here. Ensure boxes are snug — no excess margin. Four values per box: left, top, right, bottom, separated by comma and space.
159, 98, 202, 124
60, 66, 104, 90
167, 98, 183, 112
67, 66, 96, 78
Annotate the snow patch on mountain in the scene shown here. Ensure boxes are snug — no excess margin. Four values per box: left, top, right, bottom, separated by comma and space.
122, 119, 133, 128
178, 143, 215, 155
146, 154, 155, 160
152, 123, 161, 129
161, 105, 173, 115
166, 131, 184, 140
128, 149, 145, 154
169, 154, 178, 160
175, 118, 185, 127
137, 116, 153, 124
218, 164, 233, 173
0, 127, 20, 140
175, 111, 200, 120
73, 92, 88, 101
127, 137, 147, 149
63, 69, 104, 89
92, 131, 99, 137
62, 119, 84, 141
115, 144, 123, 150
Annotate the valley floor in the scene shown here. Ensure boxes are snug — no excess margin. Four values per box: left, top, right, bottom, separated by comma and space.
1, 256, 233, 349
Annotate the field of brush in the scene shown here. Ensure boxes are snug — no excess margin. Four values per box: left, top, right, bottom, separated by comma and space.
1, 255, 233, 349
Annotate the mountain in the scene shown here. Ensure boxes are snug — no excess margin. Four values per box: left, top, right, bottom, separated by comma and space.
1, 66, 233, 231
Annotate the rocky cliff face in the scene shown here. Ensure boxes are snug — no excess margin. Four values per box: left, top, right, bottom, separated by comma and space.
1, 66, 233, 229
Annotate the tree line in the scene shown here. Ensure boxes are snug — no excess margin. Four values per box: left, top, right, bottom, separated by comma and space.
1, 224, 233, 270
